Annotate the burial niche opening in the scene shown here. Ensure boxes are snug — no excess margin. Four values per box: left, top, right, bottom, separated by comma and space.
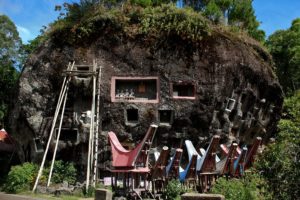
55, 128, 79, 143
172, 82, 195, 99
111, 76, 159, 103
225, 98, 236, 112
33, 138, 44, 153
159, 110, 173, 126
75, 65, 91, 72
126, 108, 139, 125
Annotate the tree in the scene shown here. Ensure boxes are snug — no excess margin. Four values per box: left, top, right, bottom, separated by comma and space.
0, 15, 21, 123
256, 91, 300, 200
182, 0, 265, 42
267, 18, 300, 95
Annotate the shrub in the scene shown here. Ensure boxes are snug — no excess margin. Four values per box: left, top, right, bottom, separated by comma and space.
140, 4, 210, 41
50, 160, 77, 185
255, 91, 300, 200
82, 185, 95, 197
210, 173, 271, 200
163, 179, 184, 200
3, 162, 38, 193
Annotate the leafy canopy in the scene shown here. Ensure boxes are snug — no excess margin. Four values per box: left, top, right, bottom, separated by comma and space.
267, 18, 300, 95
256, 91, 300, 200
180, 0, 265, 42
0, 15, 21, 122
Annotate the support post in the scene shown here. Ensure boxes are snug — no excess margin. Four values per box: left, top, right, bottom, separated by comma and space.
32, 62, 74, 192
86, 60, 97, 190
93, 64, 102, 186
47, 85, 69, 187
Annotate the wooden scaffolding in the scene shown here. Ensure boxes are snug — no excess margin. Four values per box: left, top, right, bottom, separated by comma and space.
32, 60, 102, 192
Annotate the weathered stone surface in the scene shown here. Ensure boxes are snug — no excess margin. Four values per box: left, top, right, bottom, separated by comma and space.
8, 29, 283, 166
95, 189, 112, 200
181, 193, 225, 200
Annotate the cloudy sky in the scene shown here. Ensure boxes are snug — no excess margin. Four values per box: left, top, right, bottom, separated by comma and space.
0, 0, 300, 43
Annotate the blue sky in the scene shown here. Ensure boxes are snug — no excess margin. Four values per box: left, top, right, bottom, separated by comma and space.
0, 0, 299, 44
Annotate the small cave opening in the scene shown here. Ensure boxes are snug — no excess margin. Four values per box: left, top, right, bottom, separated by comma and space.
126, 108, 139, 124
159, 110, 173, 125
225, 98, 236, 112
172, 83, 195, 98
55, 128, 79, 143
33, 138, 44, 153
76, 66, 90, 71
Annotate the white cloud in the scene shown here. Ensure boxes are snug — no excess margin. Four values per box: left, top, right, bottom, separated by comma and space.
16, 25, 33, 44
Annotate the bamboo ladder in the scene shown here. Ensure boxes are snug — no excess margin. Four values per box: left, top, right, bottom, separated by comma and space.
32, 60, 101, 192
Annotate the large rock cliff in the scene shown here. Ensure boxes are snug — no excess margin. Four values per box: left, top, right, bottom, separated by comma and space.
8, 6, 283, 167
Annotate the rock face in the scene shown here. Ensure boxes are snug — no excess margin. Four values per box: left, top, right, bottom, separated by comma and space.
9, 30, 283, 167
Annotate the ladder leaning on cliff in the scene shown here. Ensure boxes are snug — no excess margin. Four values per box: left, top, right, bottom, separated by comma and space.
32, 61, 100, 192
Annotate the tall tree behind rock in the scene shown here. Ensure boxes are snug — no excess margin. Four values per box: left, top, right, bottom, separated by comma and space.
0, 15, 21, 123
182, 0, 265, 42
267, 18, 300, 95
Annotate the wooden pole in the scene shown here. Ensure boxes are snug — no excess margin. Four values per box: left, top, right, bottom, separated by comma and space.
32, 62, 75, 192
86, 60, 96, 190
90, 61, 96, 185
92, 64, 102, 186
47, 85, 69, 187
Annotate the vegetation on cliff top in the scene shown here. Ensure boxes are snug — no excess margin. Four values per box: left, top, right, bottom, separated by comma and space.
43, 0, 266, 47
48, 3, 211, 45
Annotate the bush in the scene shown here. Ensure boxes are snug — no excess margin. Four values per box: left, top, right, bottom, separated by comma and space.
49, 3, 211, 45
50, 160, 77, 185
210, 173, 271, 200
256, 91, 300, 200
82, 185, 95, 197
3, 162, 38, 193
163, 179, 184, 200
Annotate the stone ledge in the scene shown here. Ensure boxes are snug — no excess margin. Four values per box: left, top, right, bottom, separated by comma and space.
181, 193, 225, 200
95, 189, 112, 200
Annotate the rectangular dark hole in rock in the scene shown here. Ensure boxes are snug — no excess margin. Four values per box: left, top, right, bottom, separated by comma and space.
226, 98, 236, 112
173, 84, 195, 97
34, 138, 43, 152
115, 79, 157, 100
127, 109, 139, 123
55, 129, 78, 143
77, 66, 90, 71
159, 110, 172, 124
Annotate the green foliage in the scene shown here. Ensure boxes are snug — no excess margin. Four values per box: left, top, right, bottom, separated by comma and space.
140, 4, 210, 41
131, 0, 152, 7
48, 3, 211, 45
267, 18, 300, 94
229, 0, 265, 42
204, 1, 222, 23
82, 185, 95, 197
256, 91, 300, 200
50, 160, 77, 185
210, 174, 271, 200
22, 35, 47, 57
3, 160, 77, 193
163, 179, 185, 200
0, 15, 20, 122
184, 0, 265, 42
3, 162, 38, 193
